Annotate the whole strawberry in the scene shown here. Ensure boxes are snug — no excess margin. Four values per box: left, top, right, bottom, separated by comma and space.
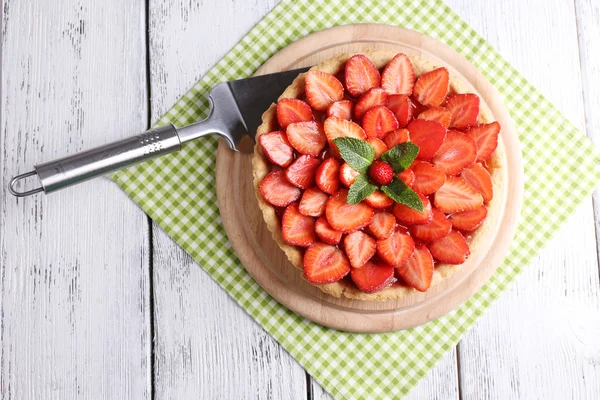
368, 160, 394, 186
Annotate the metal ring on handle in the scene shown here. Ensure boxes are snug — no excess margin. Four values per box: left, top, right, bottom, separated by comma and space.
8, 171, 44, 197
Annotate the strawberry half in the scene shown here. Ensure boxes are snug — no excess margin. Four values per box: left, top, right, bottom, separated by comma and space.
445, 93, 480, 129
393, 193, 433, 225
417, 106, 451, 127
432, 130, 477, 175
466, 122, 500, 162
304, 242, 351, 284
413, 67, 449, 107
286, 121, 327, 156
411, 161, 446, 195
409, 208, 452, 242
344, 231, 377, 269
285, 155, 321, 189
461, 163, 493, 202
407, 119, 447, 160
327, 100, 354, 121
387, 95, 413, 128
377, 230, 415, 267
351, 261, 396, 293
315, 216, 343, 245
397, 168, 415, 187
364, 190, 394, 209
434, 176, 483, 213
299, 187, 329, 217
305, 70, 345, 111
428, 229, 470, 264
449, 205, 488, 231
354, 87, 388, 120
325, 189, 374, 233
345, 54, 381, 97
381, 53, 415, 95
324, 116, 367, 155
369, 211, 396, 240
276, 98, 313, 129
362, 106, 399, 139
260, 170, 301, 207
259, 131, 294, 167
367, 137, 388, 159
281, 203, 317, 247
316, 157, 341, 194
339, 162, 361, 187
396, 245, 434, 292
383, 128, 409, 149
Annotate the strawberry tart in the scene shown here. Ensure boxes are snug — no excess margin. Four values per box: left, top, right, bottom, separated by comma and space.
252, 50, 504, 301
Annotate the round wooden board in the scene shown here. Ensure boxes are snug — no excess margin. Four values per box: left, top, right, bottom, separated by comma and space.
216, 24, 523, 333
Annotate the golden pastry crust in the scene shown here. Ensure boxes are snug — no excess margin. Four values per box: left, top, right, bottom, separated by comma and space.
252, 50, 505, 301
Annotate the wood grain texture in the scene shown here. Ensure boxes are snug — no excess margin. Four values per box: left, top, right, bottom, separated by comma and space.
445, 0, 600, 398
0, 0, 151, 399
148, 1, 307, 398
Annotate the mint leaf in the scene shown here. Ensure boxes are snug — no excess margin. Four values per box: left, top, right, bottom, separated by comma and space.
381, 177, 424, 212
333, 137, 374, 173
380, 142, 420, 173
347, 174, 377, 204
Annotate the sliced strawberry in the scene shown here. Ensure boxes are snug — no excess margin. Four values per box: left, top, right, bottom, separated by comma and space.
344, 231, 377, 269
286, 121, 327, 156
351, 261, 395, 293
276, 98, 313, 129
466, 122, 500, 161
428, 229, 470, 264
369, 211, 396, 240
339, 162, 361, 187
411, 161, 446, 195
417, 106, 451, 127
362, 106, 399, 139
367, 137, 388, 159
364, 190, 394, 209
354, 88, 388, 120
434, 176, 483, 213
305, 70, 345, 111
383, 128, 409, 149
259, 131, 294, 168
381, 53, 415, 95
315, 216, 344, 245
324, 116, 367, 155
299, 187, 329, 217
377, 230, 415, 267
260, 170, 301, 207
432, 131, 477, 175
316, 157, 341, 194
285, 155, 321, 189
413, 67, 449, 107
281, 203, 316, 247
393, 193, 433, 225
396, 245, 434, 292
325, 189, 374, 233
397, 168, 415, 187
327, 100, 354, 121
461, 163, 493, 202
304, 242, 351, 284
387, 95, 413, 128
407, 119, 446, 160
449, 205, 488, 231
345, 54, 381, 97
409, 208, 452, 242
445, 93, 480, 129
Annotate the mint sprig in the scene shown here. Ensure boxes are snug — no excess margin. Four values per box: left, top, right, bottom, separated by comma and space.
332, 137, 374, 173
380, 142, 419, 173
381, 177, 424, 212
347, 174, 377, 204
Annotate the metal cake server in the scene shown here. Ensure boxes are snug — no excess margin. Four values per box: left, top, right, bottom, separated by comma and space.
8, 67, 310, 197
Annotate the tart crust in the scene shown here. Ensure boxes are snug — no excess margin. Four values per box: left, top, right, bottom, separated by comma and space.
252, 50, 505, 301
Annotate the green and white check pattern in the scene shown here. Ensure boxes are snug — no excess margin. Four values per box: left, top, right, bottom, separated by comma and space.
112, 1, 600, 398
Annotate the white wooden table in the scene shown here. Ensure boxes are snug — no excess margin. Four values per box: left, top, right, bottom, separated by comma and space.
1, 1, 599, 398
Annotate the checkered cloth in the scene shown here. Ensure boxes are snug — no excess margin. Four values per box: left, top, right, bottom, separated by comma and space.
112, 0, 600, 398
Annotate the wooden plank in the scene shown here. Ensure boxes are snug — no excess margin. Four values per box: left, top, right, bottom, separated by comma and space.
0, 0, 151, 399
147, 1, 307, 398
444, 0, 600, 398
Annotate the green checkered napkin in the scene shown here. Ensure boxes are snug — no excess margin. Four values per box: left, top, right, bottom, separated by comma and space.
112, 0, 600, 398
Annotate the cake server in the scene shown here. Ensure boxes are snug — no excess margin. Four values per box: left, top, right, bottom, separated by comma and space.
8, 67, 310, 197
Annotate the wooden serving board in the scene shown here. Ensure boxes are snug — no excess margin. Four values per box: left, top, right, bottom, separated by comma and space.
215, 24, 523, 333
